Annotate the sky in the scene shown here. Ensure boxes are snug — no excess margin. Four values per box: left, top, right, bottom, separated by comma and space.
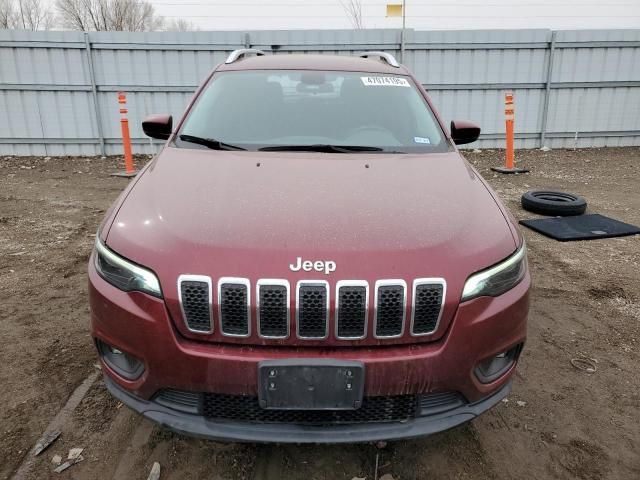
41, 0, 640, 31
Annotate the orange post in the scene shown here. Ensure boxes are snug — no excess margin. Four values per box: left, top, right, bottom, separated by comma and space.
491, 91, 528, 174
112, 92, 137, 177
505, 91, 515, 169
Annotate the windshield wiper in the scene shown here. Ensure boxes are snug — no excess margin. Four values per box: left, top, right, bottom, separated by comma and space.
178, 134, 246, 151
258, 144, 385, 153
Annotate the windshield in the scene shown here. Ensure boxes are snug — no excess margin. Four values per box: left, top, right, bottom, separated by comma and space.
178, 70, 448, 153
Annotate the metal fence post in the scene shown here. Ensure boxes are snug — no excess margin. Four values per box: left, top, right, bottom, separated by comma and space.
539, 30, 556, 148
399, 0, 406, 63
84, 32, 105, 156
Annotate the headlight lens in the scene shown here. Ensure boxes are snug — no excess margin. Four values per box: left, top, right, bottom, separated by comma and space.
94, 238, 162, 298
461, 242, 527, 302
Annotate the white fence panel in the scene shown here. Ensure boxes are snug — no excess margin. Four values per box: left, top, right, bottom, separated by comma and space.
0, 28, 639, 155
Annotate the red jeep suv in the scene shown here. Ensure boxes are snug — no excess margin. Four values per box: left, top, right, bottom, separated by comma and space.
89, 50, 530, 443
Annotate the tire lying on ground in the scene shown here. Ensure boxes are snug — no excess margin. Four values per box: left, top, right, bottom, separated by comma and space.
521, 190, 587, 216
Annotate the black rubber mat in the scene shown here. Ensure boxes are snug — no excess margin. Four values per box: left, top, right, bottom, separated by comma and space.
520, 214, 640, 242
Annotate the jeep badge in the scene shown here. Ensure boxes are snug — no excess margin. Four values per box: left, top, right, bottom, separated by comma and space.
289, 257, 336, 275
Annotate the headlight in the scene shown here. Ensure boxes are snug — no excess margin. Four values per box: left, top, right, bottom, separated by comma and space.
461, 242, 527, 302
94, 238, 162, 298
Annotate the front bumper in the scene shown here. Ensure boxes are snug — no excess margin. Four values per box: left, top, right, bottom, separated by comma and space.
104, 374, 511, 443
89, 261, 529, 441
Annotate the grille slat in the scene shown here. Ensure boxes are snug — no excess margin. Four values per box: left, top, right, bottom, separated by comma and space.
258, 282, 289, 338
336, 283, 368, 339
179, 277, 212, 333
412, 281, 445, 335
375, 283, 406, 338
219, 280, 249, 336
418, 391, 466, 415
155, 388, 201, 414
297, 283, 328, 339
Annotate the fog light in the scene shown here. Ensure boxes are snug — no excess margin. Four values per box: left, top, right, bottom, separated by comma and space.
96, 339, 144, 380
475, 344, 523, 383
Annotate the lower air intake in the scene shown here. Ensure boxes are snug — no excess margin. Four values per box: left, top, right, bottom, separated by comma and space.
417, 391, 466, 416
153, 388, 466, 424
155, 388, 200, 414
202, 394, 417, 424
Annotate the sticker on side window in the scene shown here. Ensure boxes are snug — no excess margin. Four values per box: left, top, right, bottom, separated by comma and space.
360, 76, 410, 87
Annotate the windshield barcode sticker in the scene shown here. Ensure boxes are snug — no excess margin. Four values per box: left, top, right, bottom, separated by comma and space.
360, 76, 410, 87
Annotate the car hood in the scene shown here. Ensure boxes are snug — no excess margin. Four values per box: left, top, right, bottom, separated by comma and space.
105, 146, 517, 343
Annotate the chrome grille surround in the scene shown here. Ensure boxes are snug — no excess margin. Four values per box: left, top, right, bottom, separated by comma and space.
296, 280, 330, 340
256, 279, 290, 339
177, 274, 213, 334
411, 278, 446, 336
373, 279, 407, 339
335, 280, 369, 340
217, 277, 251, 338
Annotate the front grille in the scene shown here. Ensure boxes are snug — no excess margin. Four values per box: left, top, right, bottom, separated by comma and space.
412, 282, 444, 335
297, 283, 328, 338
219, 280, 249, 336
375, 283, 406, 338
202, 393, 417, 425
177, 276, 446, 342
336, 284, 368, 339
258, 282, 289, 338
179, 278, 212, 332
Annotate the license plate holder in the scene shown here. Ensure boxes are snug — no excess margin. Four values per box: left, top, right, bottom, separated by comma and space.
257, 359, 365, 410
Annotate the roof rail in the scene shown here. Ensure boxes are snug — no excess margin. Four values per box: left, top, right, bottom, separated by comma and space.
225, 48, 266, 64
358, 51, 400, 68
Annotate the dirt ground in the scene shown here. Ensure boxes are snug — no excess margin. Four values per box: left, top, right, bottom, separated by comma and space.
1, 148, 639, 480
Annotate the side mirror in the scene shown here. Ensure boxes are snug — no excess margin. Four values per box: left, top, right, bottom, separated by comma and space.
450, 120, 480, 145
142, 114, 173, 140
